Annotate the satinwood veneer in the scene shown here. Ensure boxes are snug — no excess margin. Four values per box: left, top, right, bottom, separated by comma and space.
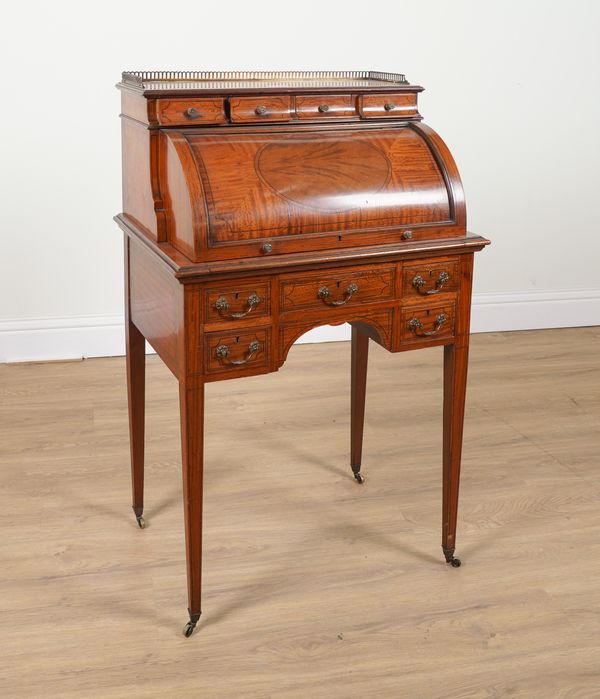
115, 70, 490, 637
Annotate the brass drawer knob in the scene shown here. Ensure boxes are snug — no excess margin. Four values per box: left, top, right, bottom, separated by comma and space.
318, 104, 330, 113
214, 292, 261, 319
412, 271, 450, 295
384, 102, 396, 111
408, 313, 447, 337
216, 340, 261, 366
317, 282, 359, 307
255, 105, 268, 116
186, 107, 200, 119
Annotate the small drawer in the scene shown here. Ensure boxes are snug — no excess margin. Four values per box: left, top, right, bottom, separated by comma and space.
229, 96, 292, 122
400, 302, 455, 345
156, 98, 226, 125
402, 258, 459, 298
296, 94, 355, 119
280, 265, 395, 313
359, 93, 419, 119
204, 328, 270, 375
204, 282, 271, 325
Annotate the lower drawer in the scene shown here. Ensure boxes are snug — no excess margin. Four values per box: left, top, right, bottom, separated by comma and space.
400, 302, 455, 345
204, 328, 270, 375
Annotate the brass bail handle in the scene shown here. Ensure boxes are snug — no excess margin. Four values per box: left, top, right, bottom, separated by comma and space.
408, 314, 448, 337
412, 271, 450, 295
317, 282, 359, 307
215, 340, 261, 366
214, 292, 262, 319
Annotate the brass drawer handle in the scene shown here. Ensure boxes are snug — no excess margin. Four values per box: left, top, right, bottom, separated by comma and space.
215, 340, 261, 366
318, 104, 330, 113
214, 292, 261, 319
317, 282, 359, 307
412, 271, 450, 295
186, 107, 200, 119
409, 313, 448, 337
255, 105, 268, 116
384, 102, 396, 111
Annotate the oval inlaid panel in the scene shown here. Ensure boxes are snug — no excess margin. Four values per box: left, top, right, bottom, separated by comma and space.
256, 140, 391, 212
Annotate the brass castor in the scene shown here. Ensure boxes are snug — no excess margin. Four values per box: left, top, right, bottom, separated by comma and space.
136, 515, 146, 529
183, 613, 201, 638
354, 472, 365, 484
443, 547, 461, 567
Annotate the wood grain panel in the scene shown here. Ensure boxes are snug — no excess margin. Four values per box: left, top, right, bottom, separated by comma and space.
121, 119, 159, 240
186, 127, 452, 245
278, 307, 393, 362
120, 91, 149, 123
129, 237, 182, 376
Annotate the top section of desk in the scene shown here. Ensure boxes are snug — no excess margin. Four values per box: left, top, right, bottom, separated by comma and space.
117, 71, 474, 267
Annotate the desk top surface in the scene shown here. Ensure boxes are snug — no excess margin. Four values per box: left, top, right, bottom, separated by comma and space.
119, 71, 420, 95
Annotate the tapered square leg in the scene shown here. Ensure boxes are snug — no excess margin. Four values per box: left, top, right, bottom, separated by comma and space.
350, 325, 369, 484
179, 380, 205, 637
124, 237, 145, 529
442, 341, 469, 567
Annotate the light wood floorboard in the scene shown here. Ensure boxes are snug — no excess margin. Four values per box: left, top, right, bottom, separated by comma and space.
0, 327, 599, 698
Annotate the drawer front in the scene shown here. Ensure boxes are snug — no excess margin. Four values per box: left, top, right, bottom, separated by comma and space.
230, 96, 292, 122
204, 281, 271, 325
204, 328, 270, 375
296, 94, 355, 119
402, 258, 459, 298
156, 98, 226, 125
359, 93, 418, 119
400, 302, 455, 345
280, 265, 395, 313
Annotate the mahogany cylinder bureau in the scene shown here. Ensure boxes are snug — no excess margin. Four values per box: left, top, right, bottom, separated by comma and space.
115, 70, 490, 637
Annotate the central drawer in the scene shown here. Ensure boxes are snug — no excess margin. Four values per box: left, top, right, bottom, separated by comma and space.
280, 264, 395, 313
295, 94, 355, 119
229, 96, 292, 122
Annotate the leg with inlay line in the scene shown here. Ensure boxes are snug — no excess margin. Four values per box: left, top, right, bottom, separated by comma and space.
442, 341, 470, 567
350, 325, 369, 484
179, 380, 205, 637
125, 237, 146, 529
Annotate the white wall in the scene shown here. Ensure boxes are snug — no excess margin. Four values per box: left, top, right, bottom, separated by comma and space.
1, 0, 599, 362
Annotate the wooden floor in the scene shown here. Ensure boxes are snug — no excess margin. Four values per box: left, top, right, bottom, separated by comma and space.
1, 327, 599, 698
